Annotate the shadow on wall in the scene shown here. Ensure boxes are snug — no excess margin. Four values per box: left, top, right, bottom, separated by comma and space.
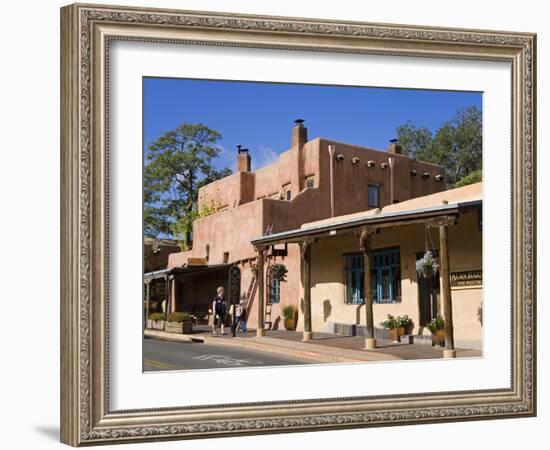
323, 299, 332, 322
477, 303, 483, 325
355, 303, 364, 325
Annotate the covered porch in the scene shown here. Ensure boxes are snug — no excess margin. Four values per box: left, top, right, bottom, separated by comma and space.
251, 183, 483, 358
144, 263, 234, 326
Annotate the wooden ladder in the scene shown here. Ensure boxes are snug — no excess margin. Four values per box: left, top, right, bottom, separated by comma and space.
244, 274, 258, 314
264, 303, 273, 330
244, 251, 273, 331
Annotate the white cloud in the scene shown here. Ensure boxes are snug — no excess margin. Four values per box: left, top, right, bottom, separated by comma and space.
215, 144, 237, 172
252, 145, 279, 171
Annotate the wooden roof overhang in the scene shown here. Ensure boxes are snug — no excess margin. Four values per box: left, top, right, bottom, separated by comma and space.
143, 264, 231, 282
251, 199, 481, 248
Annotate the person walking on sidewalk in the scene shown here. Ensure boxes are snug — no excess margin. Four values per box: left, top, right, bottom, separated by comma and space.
212, 286, 227, 336
235, 296, 247, 334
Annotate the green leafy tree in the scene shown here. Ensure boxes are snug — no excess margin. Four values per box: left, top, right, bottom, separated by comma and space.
144, 123, 232, 246
395, 106, 482, 187
394, 122, 434, 161
454, 169, 482, 188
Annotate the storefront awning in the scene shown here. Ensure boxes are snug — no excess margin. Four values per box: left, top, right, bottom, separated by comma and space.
144, 264, 231, 282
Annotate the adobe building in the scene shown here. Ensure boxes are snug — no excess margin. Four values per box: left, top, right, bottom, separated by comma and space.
143, 237, 180, 314
144, 237, 180, 273
158, 120, 484, 352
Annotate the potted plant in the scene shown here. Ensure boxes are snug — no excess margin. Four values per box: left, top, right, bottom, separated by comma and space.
426, 315, 445, 346
398, 315, 414, 335
416, 250, 440, 278
270, 263, 288, 282
282, 304, 297, 331
380, 314, 401, 342
165, 312, 193, 334
147, 312, 165, 330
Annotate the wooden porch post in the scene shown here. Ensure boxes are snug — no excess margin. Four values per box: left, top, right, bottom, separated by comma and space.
256, 247, 265, 337
163, 274, 171, 331
439, 223, 456, 358
144, 279, 151, 329
170, 275, 177, 313
361, 227, 376, 349
301, 240, 313, 341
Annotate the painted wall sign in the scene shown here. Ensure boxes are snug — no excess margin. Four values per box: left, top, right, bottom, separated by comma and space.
187, 257, 208, 266
450, 270, 482, 287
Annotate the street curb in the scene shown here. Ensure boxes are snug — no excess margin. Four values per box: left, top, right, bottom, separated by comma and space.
144, 330, 402, 363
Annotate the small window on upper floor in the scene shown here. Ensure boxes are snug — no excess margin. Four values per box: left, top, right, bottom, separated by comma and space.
368, 184, 380, 208
305, 175, 315, 189
283, 183, 292, 201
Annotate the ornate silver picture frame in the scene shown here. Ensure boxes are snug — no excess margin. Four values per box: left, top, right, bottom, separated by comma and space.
60, 3, 536, 446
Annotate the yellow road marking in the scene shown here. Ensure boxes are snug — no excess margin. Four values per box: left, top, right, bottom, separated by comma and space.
143, 359, 182, 370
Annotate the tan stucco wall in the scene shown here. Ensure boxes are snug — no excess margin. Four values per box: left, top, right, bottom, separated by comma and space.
168, 200, 264, 268
319, 139, 445, 216
447, 210, 483, 345
196, 131, 446, 234
172, 133, 446, 269
197, 171, 242, 210
307, 224, 423, 334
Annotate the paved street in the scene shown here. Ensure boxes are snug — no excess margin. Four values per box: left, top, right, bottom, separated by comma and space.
143, 337, 314, 371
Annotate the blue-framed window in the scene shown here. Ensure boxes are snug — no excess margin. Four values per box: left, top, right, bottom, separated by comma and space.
371, 248, 401, 303
344, 254, 365, 304
344, 248, 401, 304
269, 277, 281, 304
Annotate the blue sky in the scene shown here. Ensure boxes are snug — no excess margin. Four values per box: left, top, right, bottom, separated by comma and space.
143, 77, 482, 172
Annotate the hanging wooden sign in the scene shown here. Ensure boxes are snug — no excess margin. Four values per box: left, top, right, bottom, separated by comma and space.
228, 265, 241, 305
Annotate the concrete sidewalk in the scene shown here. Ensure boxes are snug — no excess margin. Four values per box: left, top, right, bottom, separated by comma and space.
144, 327, 482, 364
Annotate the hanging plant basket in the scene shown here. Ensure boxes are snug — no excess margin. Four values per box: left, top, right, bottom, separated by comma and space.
416, 250, 440, 278
269, 263, 288, 282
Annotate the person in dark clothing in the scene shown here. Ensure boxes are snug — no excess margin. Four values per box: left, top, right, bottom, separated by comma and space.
212, 286, 227, 336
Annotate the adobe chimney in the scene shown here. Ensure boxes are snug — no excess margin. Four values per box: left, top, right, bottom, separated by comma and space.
236, 144, 251, 172
292, 118, 308, 150
388, 138, 402, 155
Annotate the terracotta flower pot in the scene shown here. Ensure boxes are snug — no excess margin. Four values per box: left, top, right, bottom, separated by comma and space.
285, 318, 297, 331
431, 329, 445, 347
390, 328, 399, 342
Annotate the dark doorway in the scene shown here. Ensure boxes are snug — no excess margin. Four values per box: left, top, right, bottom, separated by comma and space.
418, 275, 440, 326
416, 250, 440, 326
